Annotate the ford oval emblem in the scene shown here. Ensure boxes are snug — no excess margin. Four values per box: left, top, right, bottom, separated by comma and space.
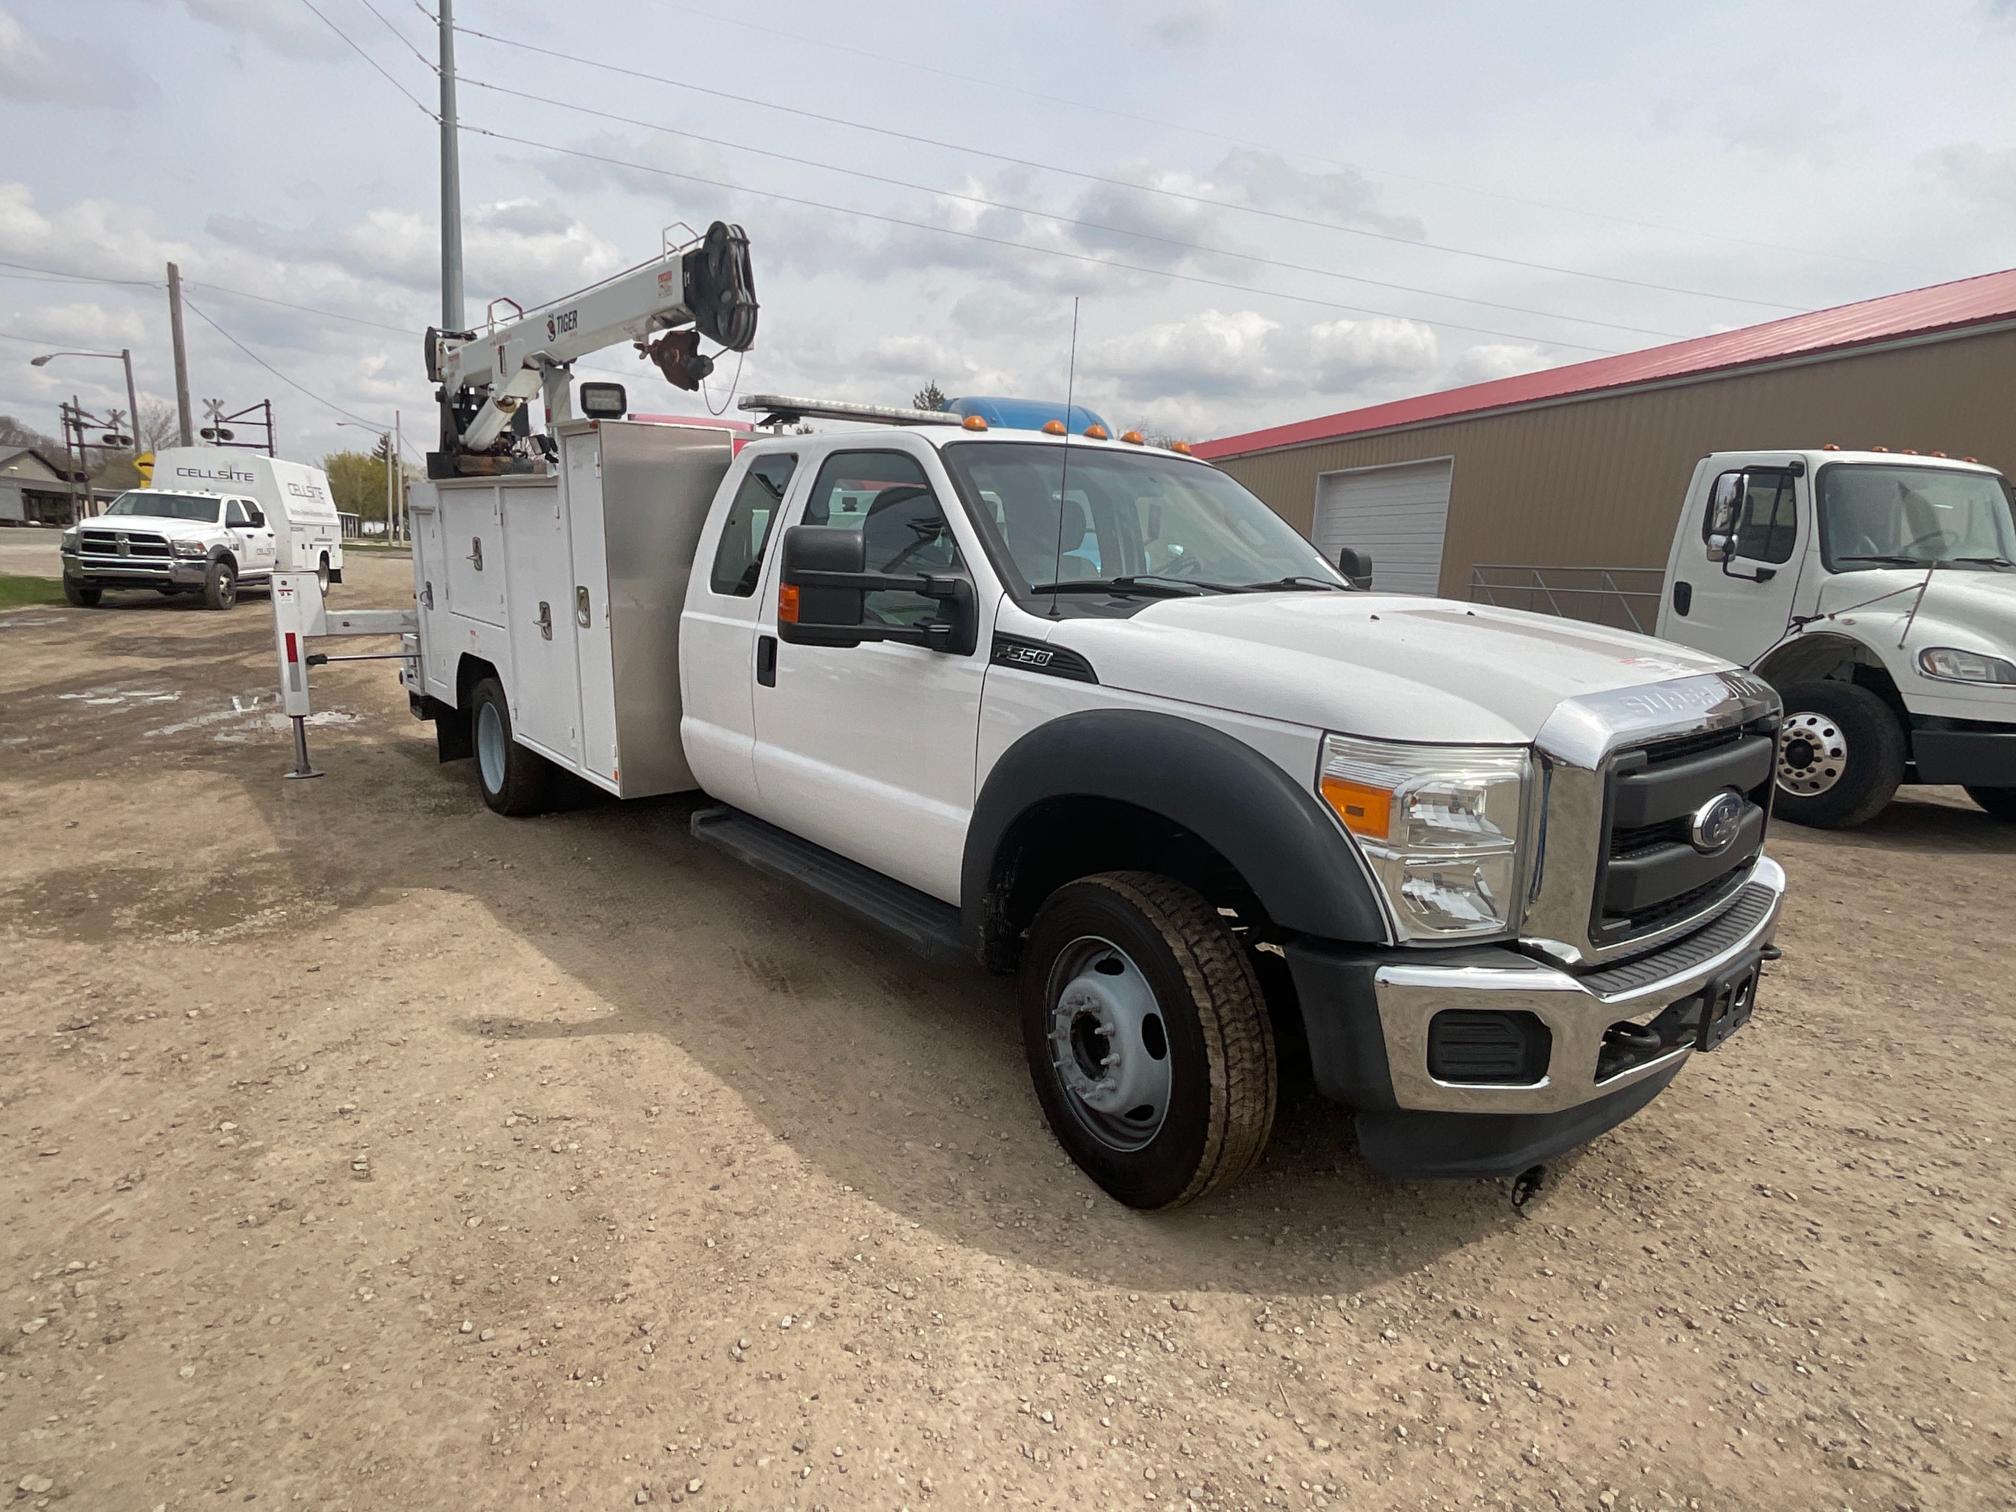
1689, 789, 1746, 855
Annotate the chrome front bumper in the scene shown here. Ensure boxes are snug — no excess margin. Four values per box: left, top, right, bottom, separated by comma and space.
1373, 855, 1786, 1115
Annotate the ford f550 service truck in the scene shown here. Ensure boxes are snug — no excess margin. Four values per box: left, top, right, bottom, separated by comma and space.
289, 224, 1787, 1207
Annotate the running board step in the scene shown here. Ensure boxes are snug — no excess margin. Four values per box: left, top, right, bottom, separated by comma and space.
689, 806, 969, 967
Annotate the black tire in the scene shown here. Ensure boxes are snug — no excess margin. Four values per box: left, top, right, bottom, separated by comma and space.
1965, 786, 2016, 822
202, 558, 237, 611
1772, 681, 1905, 828
469, 677, 548, 817
1019, 872, 1276, 1209
317, 554, 332, 593
63, 579, 102, 607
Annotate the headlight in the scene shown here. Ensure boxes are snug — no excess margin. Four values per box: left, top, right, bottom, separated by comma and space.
172, 540, 208, 558
60, 529, 78, 552
1917, 647, 2016, 685
1318, 733, 1530, 941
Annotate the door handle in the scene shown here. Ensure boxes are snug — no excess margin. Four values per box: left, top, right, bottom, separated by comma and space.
756, 633, 778, 687
575, 586, 592, 628
421, 581, 434, 610
534, 601, 552, 641
467, 536, 484, 570
1671, 580, 1693, 617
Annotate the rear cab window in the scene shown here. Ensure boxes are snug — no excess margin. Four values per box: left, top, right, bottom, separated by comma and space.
708, 453, 798, 597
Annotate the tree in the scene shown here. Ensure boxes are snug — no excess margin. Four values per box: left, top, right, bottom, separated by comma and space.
90, 402, 184, 490
912, 381, 948, 411
323, 448, 393, 526
0, 414, 64, 454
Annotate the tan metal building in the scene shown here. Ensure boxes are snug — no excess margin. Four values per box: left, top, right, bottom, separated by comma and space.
1196, 270, 2016, 616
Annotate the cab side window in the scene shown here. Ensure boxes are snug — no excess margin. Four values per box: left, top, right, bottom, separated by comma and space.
1703, 469, 1798, 564
708, 454, 798, 597
225, 500, 249, 528
802, 450, 961, 625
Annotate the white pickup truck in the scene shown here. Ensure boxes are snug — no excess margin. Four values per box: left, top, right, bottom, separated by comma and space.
62, 449, 344, 611
367, 398, 1787, 1208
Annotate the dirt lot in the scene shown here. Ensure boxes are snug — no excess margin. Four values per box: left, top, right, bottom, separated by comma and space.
2, 554, 2011, 1511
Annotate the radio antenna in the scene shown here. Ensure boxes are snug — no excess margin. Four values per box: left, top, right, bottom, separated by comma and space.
1049, 297, 1080, 619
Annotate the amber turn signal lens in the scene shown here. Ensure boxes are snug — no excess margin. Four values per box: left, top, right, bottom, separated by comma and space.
1120, 429, 1145, 445
1170, 440, 1193, 455
778, 583, 800, 624
1083, 424, 1109, 440
1042, 419, 1067, 435
961, 414, 988, 431
1319, 775, 1394, 841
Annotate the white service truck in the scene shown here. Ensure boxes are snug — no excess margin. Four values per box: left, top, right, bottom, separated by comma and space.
1661, 449, 2016, 826
282, 223, 1789, 1207
61, 448, 344, 610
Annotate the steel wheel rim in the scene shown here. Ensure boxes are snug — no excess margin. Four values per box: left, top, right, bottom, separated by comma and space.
1044, 935, 1171, 1152
217, 569, 235, 606
1777, 710, 1846, 796
476, 702, 506, 794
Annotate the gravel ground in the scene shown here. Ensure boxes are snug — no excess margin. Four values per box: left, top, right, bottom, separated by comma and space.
1, 556, 2011, 1511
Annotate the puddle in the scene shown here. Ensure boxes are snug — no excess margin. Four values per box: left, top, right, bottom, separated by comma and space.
0, 615, 62, 628
145, 692, 277, 739
214, 709, 361, 744
59, 684, 182, 709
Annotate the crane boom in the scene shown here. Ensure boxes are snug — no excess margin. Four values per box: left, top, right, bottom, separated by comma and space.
426, 220, 755, 477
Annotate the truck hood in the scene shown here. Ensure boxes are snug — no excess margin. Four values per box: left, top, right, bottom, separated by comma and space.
1049, 592, 1735, 745
82, 514, 214, 538
1817, 565, 2016, 662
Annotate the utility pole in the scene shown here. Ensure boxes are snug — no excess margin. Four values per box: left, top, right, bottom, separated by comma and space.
382, 426, 394, 542
438, 0, 464, 330
393, 409, 404, 542
166, 262, 193, 445
119, 348, 141, 462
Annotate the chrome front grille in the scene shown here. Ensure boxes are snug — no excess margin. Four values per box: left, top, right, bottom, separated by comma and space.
79, 530, 172, 559
1522, 670, 1781, 969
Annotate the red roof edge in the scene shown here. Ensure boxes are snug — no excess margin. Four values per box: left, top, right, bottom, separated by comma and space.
1195, 266, 2016, 461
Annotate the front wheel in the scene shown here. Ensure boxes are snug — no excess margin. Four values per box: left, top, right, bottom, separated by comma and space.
469, 677, 548, 816
1772, 681, 1905, 828
202, 558, 237, 611
1966, 786, 2016, 822
1020, 872, 1277, 1209
63, 579, 103, 607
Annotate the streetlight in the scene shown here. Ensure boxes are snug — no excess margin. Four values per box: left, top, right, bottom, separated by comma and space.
30, 350, 143, 460
336, 419, 396, 543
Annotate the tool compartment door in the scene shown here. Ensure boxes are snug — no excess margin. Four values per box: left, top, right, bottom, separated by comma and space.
563, 430, 618, 785
502, 483, 583, 769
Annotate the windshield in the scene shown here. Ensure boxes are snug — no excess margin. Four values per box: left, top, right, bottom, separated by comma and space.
101, 491, 221, 524
939, 442, 1344, 595
1820, 465, 2016, 570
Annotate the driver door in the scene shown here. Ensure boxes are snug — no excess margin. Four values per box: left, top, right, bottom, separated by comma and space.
1670, 466, 1804, 666
749, 443, 995, 903
225, 498, 278, 578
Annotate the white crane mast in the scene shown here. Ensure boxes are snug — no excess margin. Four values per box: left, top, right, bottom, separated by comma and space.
426, 220, 755, 476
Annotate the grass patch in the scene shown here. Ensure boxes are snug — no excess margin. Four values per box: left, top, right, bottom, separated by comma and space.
0, 573, 63, 610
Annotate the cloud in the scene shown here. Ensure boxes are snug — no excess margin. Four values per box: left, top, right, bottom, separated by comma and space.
0, 8, 157, 109
180, 0, 347, 59
1142, 0, 1229, 50
4, 299, 149, 350
1089, 307, 1439, 401
330, 201, 624, 307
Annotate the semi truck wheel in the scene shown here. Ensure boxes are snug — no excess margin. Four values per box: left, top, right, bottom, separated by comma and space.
62, 580, 102, 607
469, 677, 549, 817
1965, 786, 2016, 822
1020, 872, 1276, 1209
1773, 681, 1904, 828
202, 559, 237, 611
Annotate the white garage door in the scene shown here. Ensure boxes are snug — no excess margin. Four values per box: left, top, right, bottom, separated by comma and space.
1311, 459, 1453, 596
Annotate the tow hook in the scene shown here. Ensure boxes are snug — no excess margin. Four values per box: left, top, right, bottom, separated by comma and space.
1760, 944, 1784, 963
1509, 1164, 1547, 1212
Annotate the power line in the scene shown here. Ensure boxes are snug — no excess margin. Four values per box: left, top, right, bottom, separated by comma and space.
353, 0, 435, 71
650, 0, 1903, 275
465, 125, 1623, 353
466, 77, 1684, 341
455, 22, 1806, 313
0, 258, 159, 288
297, 0, 437, 120
186, 280, 420, 337
181, 298, 389, 429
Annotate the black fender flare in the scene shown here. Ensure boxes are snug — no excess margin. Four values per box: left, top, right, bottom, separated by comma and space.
960, 708, 1390, 959
207, 546, 237, 572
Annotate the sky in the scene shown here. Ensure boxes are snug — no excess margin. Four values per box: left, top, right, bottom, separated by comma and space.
3, 0, 2016, 469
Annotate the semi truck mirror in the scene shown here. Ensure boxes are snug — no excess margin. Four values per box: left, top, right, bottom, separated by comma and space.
1337, 546, 1373, 590
1706, 532, 1733, 564
778, 525, 868, 646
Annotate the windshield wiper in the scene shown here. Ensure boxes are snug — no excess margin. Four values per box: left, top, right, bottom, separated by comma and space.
1836, 553, 1929, 566
1950, 555, 2016, 568
1243, 574, 1351, 592
1028, 575, 1235, 597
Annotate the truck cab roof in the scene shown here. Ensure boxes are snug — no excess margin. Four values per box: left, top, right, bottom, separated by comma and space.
1704, 448, 2002, 473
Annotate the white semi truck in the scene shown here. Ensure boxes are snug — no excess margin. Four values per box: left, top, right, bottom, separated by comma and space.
279, 223, 1788, 1207
1481, 448, 2016, 827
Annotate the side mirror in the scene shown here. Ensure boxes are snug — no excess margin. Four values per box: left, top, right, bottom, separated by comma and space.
1705, 532, 1732, 564
776, 525, 976, 654
1336, 546, 1373, 591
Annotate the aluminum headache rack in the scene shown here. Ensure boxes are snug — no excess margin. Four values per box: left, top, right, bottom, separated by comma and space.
1468, 564, 1665, 635
739, 393, 967, 429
